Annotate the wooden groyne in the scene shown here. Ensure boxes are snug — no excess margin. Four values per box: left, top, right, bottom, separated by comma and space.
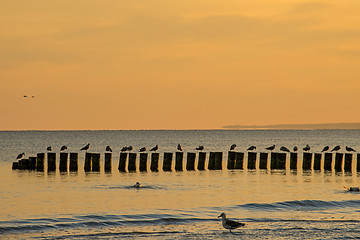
12, 151, 360, 173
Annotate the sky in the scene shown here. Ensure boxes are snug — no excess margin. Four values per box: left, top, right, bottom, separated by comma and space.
1, 0, 360, 130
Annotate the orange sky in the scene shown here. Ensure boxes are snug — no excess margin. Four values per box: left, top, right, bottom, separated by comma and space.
1, 0, 360, 130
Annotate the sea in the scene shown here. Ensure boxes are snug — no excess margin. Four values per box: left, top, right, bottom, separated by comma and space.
0, 129, 359, 239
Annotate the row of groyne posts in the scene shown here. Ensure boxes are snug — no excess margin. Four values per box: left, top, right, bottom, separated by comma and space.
12, 151, 360, 172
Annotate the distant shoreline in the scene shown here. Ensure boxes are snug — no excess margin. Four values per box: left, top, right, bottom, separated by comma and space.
222, 123, 360, 130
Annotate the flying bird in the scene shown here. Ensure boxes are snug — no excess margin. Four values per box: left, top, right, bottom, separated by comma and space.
46, 146, 52, 151
139, 147, 146, 152
280, 146, 290, 152
81, 143, 90, 151
331, 145, 340, 152
60, 145, 68, 151
106, 145, 112, 152
293, 146, 298, 152
177, 144, 183, 151
345, 146, 356, 152
230, 144, 237, 151
196, 146, 204, 151
321, 146, 329, 152
247, 146, 256, 151
16, 153, 25, 159
218, 212, 245, 233
303, 145, 311, 151
150, 145, 158, 151
265, 145, 275, 151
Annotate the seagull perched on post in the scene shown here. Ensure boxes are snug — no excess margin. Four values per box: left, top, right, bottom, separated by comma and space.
177, 144, 183, 151
60, 145, 68, 151
293, 146, 298, 152
139, 147, 146, 152
196, 146, 204, 151
266, 145, 275, 151
321, 146, 329, 152
303, 145, 311, 151
150, 145, 158, 151
230, 144, 237, 151
218, 212, 245, 233
16, 153, 25, 159
106, 145, 112, 152
346, 146, 356, 152
331, 145, 340, 152
81, 143, 90, 151
280, 146, 290, 152
46, 146, 52, 151
121, 146, 128, 152
247, 146, 256, 151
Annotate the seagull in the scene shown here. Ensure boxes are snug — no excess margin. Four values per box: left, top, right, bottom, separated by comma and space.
46, 146, 52, 151
218, 212, 245, 233
345, 146, 356, 152
150, 145, 158, 151
106, 145, 112, 152
16, 153, 25, 159
230, 144, 237, 151
196, 146, 204, 151
344, 186, 360, 191
265, 145, 275, 151
247, 146, 256, 151
303, 145, 311, 151
331, 145, 340, 152
321, 146, 329, 152
177, 144, 183, 151
139, 147, 146, 152
81, 143, 90, 151
293, 146, 298, 152
127, 146, 133, 151
133, 182, 141, 188
60, 145, 68, 151
121, 146, 128, 152
280, 146, 290, 152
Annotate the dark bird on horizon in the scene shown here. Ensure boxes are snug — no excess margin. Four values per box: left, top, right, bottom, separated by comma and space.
23, 95, 28, 98
265, 145, 275, 151
16, 153, 25, 159
293, 146, 298, 152
196, 146, 204, 151
150, 145, 158, 151
321, 146, 329, 152
127, 146, 133, 151
139, 147, 146, 152
303, 145, 311, 151
60, 145, 68, 151
218, 212, 245, 233
106, 145, 112, 152
331, 145, 340, 152
177, 144, 183, 151
121, 146, 128, 152
230, 144, 237, 151
247, 146, 256, 151
346, 146, 356, 152
46, 146, 52, 151
280, 146, 290, 152
81, 143, 90, 151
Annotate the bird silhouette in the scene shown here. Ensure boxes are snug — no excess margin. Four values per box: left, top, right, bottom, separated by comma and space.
121, 146, 128, 152
60, 145, 68, 151
293, 146, 298, 152
303, 145, 311, 151
331, 145, 340, 152
196, 146, 204, 151
265, 145, 275, 151
81, 143, 90, 151
16, 153, 25, 159
321, 146, 329, 152
345, 146, 355, 152
280, 146, 290, 152
46, 146, 52, 151
230, 144, 237, 151
247, 146, 256, 151
139, 147, 146, 152
106, 145, 112, 152
177, 144, 183, 151
127, 146, 133, 151
218, 212, 245, 233
150, 145, 158, 151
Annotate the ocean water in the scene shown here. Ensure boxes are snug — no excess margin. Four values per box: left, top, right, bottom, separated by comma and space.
1, 130, 360, 239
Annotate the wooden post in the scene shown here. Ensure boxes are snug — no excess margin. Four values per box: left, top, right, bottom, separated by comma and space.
227, 151, 235, 169
84, 152, 92, 172
69, 153, 78, 172
128, 153, 136, 172
139, 153, 148, 172
118, 152, 127, 172
198, 152, 206, 170
150, 153, 159, 172
47, 152, 56, 172
214, 152, 223, 170
163, 152, 173, 171
290, 152, 297, 170
259, 152, 268, 170
334, 153, 343, 172
235, 152, 244, 169
208, 152, 216, 170
175, 152, 183, 171
324, 153, 332, 171
36, 153, 45, 172
12, 162, 19, 170
29, 157, 37, 170
59, 152, 68, 172
277, 153, 286, 169
303, 152, 312, 170
247, 152, 256, 169
186, 152, 195, 171
20, 159, 30, 170
357, 154, 360, 172
270, 152, 277, 169
313, 153, 321, 171
91, 153, 100, 172
344, 153, 352, 172
104, 153, 112, 172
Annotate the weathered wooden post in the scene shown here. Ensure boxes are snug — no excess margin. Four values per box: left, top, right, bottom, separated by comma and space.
334, 153, 343, 172
47, 152, 56, 172
235, 152, 244, 169
208, 152, 216, 170
69, 153, 78, 172
163, 152, 173, 171
270, 152, 277, 169
277, 153, 286, 169
150, 153, 159, 172
20, 159, 30, 170
198, 152, 206, 170
128, 153, 137, 172
303, 152, 312, 170
247, 152, 256, 169
324, 153, 332, 171
59, 152, 68, 172
91, 153, 100, 172
175, 152, 184, 171
186, 152, 196, 171
12, 162, 19, 170
227, 151, 235, 169
290, 152, 297, 170
139, 153, 148, 172
313, 153, 321, 171
84, 152, 92, 172
357, 154, 360, 172
214, 152, 223, 170
118, 152, 127, 172
259, 152, 268, 170
344, 153, 352, 172
36, 153, 45, 172
104, 153, 112, 172
29, 157, 37, 170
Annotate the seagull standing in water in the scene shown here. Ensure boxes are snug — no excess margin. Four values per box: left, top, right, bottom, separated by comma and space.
106, 145, 112, 152
177, 144, 183, 151
230, 144, 237, 151
81, 143, 90, 151
218, 212, 245, 233
133, 182, 141, 188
